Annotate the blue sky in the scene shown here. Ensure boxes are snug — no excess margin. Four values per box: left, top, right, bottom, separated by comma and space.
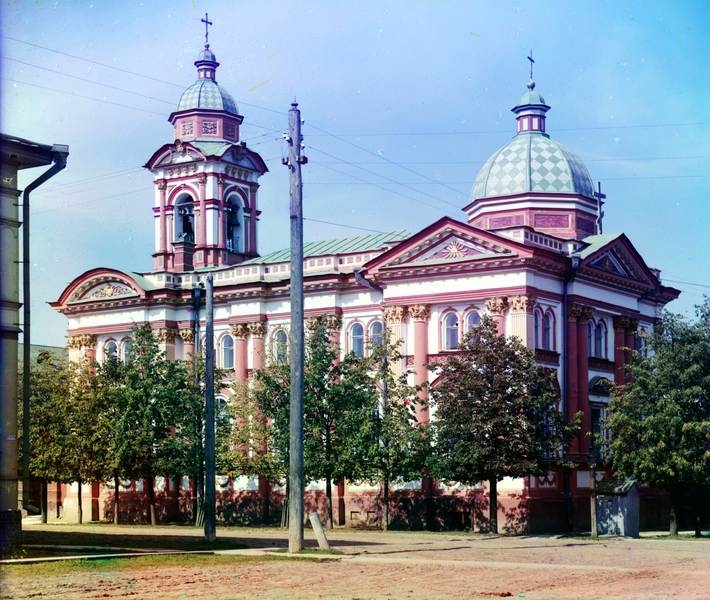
2, 0, 708, 346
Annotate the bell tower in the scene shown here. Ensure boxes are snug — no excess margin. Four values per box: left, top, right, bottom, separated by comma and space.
144, 24, 268, 273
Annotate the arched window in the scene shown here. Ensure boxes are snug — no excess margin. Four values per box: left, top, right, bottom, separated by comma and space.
350, 323, 365, 357
105, 341, 118, 362
543, 313, 553, 350
222, 335, 234, 369
370, 321, 384, 346
443, 312, 459, 351
587, 321, 594, 357
121, 340, 132, 362
274, 329, 288, 362
466, 311, 481, 332
595, 321, 606, 359
534, 311, 541, 348
174, 193, 195, 243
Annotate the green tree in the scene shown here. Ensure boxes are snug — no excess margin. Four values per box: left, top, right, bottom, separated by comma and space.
601, 301, 710, 536
113, 324, 203, 525
18, 350, 76, 522
358, 329, 429, 531
227, 319, 378, 529
428, 315, 579, 533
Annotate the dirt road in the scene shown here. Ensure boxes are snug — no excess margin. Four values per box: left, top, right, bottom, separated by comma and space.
3, 524, 709, 599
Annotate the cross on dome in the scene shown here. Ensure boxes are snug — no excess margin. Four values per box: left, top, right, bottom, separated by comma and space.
527, 49, 535, 91
201, 13, 212, 47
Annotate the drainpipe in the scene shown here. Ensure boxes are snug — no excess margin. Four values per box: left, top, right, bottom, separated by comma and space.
561, 254, 580, 530
22, 145, 69, 512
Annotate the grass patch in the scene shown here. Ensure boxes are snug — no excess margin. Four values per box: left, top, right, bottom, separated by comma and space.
20, 529, 248, 552
1, 552, 329, 578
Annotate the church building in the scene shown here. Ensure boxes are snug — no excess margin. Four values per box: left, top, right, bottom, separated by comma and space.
50, 35, 679, 532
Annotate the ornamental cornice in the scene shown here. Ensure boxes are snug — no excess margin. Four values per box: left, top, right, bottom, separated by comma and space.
179, 328, 195, 343
154, 327, 178, 343
230, 323, 249, 339
408, 304, 430, 322
383, 305, 407, 324
485, 297, 508, 316
247, 321, 268, 338
508, 294, 537, 315
323, 314, 342, 332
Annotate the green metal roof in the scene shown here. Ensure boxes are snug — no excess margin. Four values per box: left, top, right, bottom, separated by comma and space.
242, 230, 414, 265
190, 141, 232, 156
119, 270, 158, 291
575, 233, 624, 259
515, 90, 547, 107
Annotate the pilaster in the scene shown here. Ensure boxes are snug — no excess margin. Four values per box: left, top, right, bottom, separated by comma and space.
508, 294, 537, 348
485, 297, 508, 336
613, 315, 631, 387
248, 321, 267, 370
408, 304, 430, 422
154, 327, 178, 360
574, 304, 594, 456
179, 328, 195, 359
230, 323, 249, 382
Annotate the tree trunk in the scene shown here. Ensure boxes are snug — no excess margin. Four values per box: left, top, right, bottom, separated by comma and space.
113, 474, 120, 525
40, 479, 48, 524
196, 470, 205, 527
383, 477, 389, 532
693, 487, 702, 538
76, 477, 83, 525
669, 487, 680, 536
489, 477, 498, 534
147, 475, 157, 526
325, 474, 333, 529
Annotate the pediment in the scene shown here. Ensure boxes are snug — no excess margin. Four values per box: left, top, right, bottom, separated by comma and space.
372, 220, 517, 270
588, 250, 633, 278
69, 278, 140, 303
583, 238, 651, 284
156, 143, 204, 167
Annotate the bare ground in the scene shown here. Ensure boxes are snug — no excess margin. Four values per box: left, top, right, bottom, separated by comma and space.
3, 524, 709, 599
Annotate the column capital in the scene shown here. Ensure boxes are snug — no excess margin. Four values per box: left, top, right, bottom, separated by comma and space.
305, 316, 321, 333
568, 303, 594, 323
179, 328, 195, 343
485, 297, 508, 316
217, 174, 225, 187
383, 305, 407, 324
508, 294, 537, 315
247, 321, 268, 339
79, 334, 97, 349
613, 314, 631, 333
157, 180, 168, 191
323, 314, 342, 332
408, 304, 431, 322
230, 323, 250, 339
154, 327, 178, 343
197, 174, 207, 185
626, 317, 640, 334
66, 335, 83, 350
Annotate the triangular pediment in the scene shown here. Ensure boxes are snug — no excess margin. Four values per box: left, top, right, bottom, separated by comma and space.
366, 217, 525, 272
580, 234, 654, 285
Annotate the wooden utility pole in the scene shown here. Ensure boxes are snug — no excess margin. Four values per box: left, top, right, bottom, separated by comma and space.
285, 100, 307, 553
204, 274, 216, 542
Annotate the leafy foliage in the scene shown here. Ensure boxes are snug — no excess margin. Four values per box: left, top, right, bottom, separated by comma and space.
601, 300, 710, 534
428, 314, 579, 530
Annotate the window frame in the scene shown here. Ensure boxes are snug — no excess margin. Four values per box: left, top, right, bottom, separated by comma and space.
595, 320, 607, 359
349, 322, 365, 358
273, 329, 288, 363
442, 311, 460, 351
221, 334, 234, 369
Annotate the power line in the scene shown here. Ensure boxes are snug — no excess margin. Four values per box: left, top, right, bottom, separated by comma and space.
303, 218, 382, 233
315, 156, 710, 165
663, 279, 710, 290
308, 145, 461, 210
2, 78, 163, 116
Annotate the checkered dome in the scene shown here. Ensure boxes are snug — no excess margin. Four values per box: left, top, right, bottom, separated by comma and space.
176, 80, 238, 115
470, 133, 594, 201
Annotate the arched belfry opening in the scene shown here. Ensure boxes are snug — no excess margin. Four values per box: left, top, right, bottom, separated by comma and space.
172, 192, 196, 271
224, 195, 244, 254
174, 193, 196, 243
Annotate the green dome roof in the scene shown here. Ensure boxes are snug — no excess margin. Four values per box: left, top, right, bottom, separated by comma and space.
176, 80, 238, 114
515, 90, 547, 107
470, 133, 594, 200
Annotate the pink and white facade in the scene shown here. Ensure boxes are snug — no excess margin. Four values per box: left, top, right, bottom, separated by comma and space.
49, 44, 680, 532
